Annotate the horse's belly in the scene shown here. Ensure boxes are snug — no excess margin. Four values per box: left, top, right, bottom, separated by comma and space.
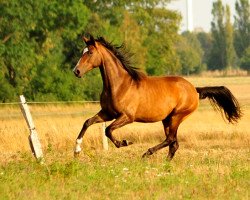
135, 116, 166, 123
135, 103, 174, 122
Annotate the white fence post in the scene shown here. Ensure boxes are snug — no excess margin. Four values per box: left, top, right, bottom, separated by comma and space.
102, 122, 108, 150
19, 95, 44, 161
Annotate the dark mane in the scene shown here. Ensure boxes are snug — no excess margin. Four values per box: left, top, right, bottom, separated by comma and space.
95, 36, 144, 81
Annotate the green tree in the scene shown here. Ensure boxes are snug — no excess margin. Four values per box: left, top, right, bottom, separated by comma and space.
239, 46, 250, 73
81, 70, 103, 100
0, 0, 90, 102
196, 32, 212, 67
224, 5, 237, 69
0, 70, 15, 102
234, 0, 250, 58
208, 0, 237, 70
176, 32, 204, 75
0, 0, 41, 101
119, 11, 147, 71
136, 7, 181, 75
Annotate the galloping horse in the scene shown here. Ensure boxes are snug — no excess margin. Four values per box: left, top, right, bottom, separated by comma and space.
73, 35, 241, 160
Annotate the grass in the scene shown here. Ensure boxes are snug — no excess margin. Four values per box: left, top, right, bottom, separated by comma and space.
0, 76, 249, 199
0, 147, 249, 199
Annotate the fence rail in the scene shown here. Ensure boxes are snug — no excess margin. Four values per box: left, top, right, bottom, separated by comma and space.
0, 101, 100, 119
0, 100, 100, 105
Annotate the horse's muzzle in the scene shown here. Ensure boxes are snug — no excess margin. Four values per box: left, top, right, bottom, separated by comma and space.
73, 69, 81, 78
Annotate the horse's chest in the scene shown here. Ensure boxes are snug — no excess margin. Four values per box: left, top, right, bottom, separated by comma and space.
100, 92, 119, 117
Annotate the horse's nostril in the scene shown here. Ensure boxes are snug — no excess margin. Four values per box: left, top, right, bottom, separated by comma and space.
74, 69, 81, 78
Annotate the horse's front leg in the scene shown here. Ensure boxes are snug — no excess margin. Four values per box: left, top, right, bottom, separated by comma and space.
105, 114, 133, 148
74, 110, 112, 157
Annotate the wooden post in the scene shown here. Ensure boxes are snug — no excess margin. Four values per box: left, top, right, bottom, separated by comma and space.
102, 122, 108, 150
19, 95, 44, 160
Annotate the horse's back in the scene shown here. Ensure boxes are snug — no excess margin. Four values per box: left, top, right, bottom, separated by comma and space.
141, 75, 197, 102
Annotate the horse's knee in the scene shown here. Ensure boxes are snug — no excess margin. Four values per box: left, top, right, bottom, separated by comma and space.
105, 127, 111, 138
169, 140, 179, 151
166, 136, 176, 144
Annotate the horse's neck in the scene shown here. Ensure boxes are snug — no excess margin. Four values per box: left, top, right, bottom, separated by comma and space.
99, 49, 131, 94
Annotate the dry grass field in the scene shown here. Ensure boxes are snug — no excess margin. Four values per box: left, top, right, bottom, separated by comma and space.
0, 76, 249, 199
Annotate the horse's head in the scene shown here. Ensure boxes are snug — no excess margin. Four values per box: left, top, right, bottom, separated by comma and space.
73, 35, 102, 78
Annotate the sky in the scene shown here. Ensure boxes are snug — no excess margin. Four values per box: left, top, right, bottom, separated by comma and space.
167, 0, 237, 32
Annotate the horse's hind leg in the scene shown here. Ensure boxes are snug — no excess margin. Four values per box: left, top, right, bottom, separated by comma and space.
142, 116, 173, 158
142, 114, 183, 159
142, 135, 174, 158
162, 114, 180, 161
163, 116, 180, 160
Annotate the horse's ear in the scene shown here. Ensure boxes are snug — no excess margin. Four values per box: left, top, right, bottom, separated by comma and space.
82, 34, 96, 46
82, 36, 89, 44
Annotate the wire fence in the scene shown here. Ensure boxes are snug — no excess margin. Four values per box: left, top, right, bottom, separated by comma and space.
0, 100, 101, 119
0, 100, 99, 105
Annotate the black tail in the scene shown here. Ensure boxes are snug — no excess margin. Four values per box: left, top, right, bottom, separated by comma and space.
196, 86, 242, 123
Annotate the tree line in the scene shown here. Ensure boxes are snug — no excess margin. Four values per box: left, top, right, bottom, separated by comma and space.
0, 0, 249, 102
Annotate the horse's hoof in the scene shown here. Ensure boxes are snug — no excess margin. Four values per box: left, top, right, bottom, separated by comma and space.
74, 151, 80, 158
122, 140, 133, 146
142, 152, 150, 158
142, 149, 153, 158
167, 155, 173, 161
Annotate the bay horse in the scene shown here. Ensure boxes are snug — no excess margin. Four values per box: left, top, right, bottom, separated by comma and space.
73, 35, 241, 160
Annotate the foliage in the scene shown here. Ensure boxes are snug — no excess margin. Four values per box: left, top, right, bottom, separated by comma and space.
196, 32, 212, 68
208, 0, 237, 70
224, 5, 237, 69
176, 32, 205, 75
0, 0, 90, 102
234, 0, 250, 58
140, 7, 181, 75
239, 46, 250, 72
